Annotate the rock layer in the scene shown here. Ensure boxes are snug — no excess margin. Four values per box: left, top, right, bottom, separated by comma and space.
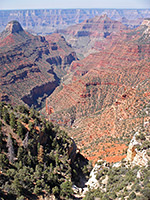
0, 9, 150, 34
45, 19, 150, 162
57, 14, 128, 58
0, 21, 77, 108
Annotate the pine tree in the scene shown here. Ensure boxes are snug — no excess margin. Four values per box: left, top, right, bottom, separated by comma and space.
0, 154, 5, 171
0, 132, 3, 152
60, 181, 73, 198
10, 112, 16, 130
0, 121, 2, 131
2, 107, 10, 124
0, 102, 4, 118
17, 120, 27, 139
7, 134, 14, 163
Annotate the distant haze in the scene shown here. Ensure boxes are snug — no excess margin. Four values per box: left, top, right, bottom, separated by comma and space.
0, 0, 150, 10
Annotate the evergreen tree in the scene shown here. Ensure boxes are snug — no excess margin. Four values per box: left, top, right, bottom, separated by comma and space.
12, 177, 23, 196
0, 154, 5, 171
60, 181, 73, 199
0, 132, 3, 152
0, 102, 4, 118
10, 112, 16, 130
17, 120, 27, 139
2, 107, 10, 124
0, 121, 2, 131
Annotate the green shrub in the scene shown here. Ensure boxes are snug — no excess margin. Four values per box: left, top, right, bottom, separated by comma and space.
139, 133, 146, 140
142, 187, 150, 198
135, 184, 141, 192
142, 141, 150, 149
128, 192, 136, 199
60, 181, 73, 198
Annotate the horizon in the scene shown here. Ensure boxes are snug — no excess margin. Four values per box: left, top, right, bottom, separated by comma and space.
0, 0, 150, 10
1, 8, 150, 11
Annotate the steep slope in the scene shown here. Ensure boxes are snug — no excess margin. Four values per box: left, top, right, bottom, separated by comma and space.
0, 9, 150, 34
45, 19, 150, 163
83, 124, 150, 200
0, 102, 91, 199
0, 21, 77, 108
57, 14, 128, 58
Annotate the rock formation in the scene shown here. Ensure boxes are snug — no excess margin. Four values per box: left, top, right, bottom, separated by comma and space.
126, 127, 150, 167
0, 20, 24, 40
0, 9, 150, 34
57, 14, 128, 58
0, 21, 77, 108
45, 18, 150, 163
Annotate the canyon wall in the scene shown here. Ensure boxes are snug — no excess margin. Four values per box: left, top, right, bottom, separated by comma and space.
0, 9, 150, 34
0, 21, 77, 108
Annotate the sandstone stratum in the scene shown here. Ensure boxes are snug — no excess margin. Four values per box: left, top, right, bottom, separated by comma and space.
0, 9, 150, 34
0, 16, 150, 164
0, 21, 77, 108
57, 14, 128, 58
45, 18, 150, 163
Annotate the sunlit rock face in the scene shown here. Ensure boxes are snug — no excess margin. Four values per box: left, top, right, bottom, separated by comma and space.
0, 21, 77, 108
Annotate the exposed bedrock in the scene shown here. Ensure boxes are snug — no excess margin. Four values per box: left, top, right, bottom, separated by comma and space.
22, 80, 59, 108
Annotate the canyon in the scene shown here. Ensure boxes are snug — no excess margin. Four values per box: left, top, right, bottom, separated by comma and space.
45, 18, 150, 163
0, 21, 77, 108
0, 9, 150, 35
0, 9, 150, 200
0, 13, 150, 164
57, 14, 128, 58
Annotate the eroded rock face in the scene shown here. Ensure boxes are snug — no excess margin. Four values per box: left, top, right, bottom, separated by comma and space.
0, 21, 77, 108
142, 18, 150, 26
126, 133, 141, 162
6, 20, 24, 34
0, 21, 24, 41
45, 19, 150, 163
0, 9, 150, 34
126, 128, 150, 167
46, 21, 150, 126
58, 14, 128, 58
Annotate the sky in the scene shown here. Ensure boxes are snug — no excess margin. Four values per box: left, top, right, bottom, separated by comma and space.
0, 0, 150, 10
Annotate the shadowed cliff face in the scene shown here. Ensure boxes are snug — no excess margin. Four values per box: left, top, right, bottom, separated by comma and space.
0, 21, 77, 108
0, 20, 24, 40
45, 19, 150, 162
5, 20, 23, 33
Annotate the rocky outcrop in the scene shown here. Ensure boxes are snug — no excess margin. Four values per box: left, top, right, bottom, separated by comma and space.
0, 21, 77, 107
5, 20, 23, 34
142, 18, 150, 26
142, 18, 150, 36
84, 161, 101, 191
58, 14, 128, 58
126, 127, 150, 167
0, 20, 24, 40
126, 133, 141, 162
45, 20, 150, 163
